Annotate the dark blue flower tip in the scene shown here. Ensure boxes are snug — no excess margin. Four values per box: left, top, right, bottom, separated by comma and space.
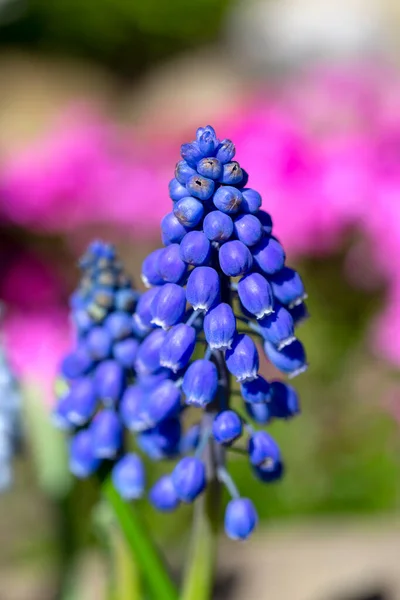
240, 376, 271, 404
263, 339, 307, 377
226, 334, 259, 382
93, 360, 125, 406
113, 338, 139, 368
181, 141, 204, 168
219, 161, 243, 186
175, 160, 197, 185
238, 273, 273, 319
91, 409, 123, 459
182, 359, 218, 407
212, 410, 243, 445
241, 188, 262, 214
270, 267, 307, 308
204, 302, 236, 350
104, 311, 133, 340
253, 461, 284, 483
69, 430, 100, 479
169, 177, 189, 201
61, 346, 93, 380
180, 231, 211, 266
158, 244, 188, 284
119, 385, 144, 430
248, 431, 281, 471
115, 289, 137, 313
150, 475, 180, 512
179, 423, 201, 454
141, 248, 164, 287
137, 417, 181, 460
203, 211, 234, 243
197, 125, 218, 155
112, 453, 145, 500
145, 380, 181, 427
289, 302, 309, 327
269, 381, 300, 419
224, 498, 258, 541
133, 287, 159, 334
65, 377, 97, 425
257, 303, 295, 349
245, 401, 272, 424
197, 157, 222, 180
186, 266, 220, 312
213, 186, 243, 214
219, 240, 253, 277
150, 283, 186, 329
161, 212, 188, 246
159, 323, 196, 372
215, 139, 235, 164
252, 236, 286, 275
173, 197, 204, 228
135, 329, 167, 375
233, 214, 263, 247
186, 174, 215, 201
257, 209, 273, 234
172, 456, 206, 503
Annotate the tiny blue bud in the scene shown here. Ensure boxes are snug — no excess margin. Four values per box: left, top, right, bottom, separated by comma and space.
132, 287, 159, 335
186, 266, 220, 312
182, 359, 218, 407
169, 177, 189, 201
158, 244, 187, 284
161, 212, 188, 245
159, 324, 196, 372
215, 139, 235, 164
253, 236, 286, 275
270, 267, 306, 308
91, 409, 123, 458
238, 273, 273, 319
226, 334, 259, 382
174, 197, 204, 227
203, 210, 234, 242
69, 430, 100, 478
241, 188, 262, 213
61, 346, 93, 380
288, 302, 309, 327
172, 457, 206, 503
180, 231, 211, 266
150, 475, 180, 512
248, 431, 281, 471
115, 289, 137, 313
85, 327, 112, 360
112, 453, 145, 500
257, 303, 295, 349
175, 160, 197, 185
257, 209, 273, 234
181, 141, 204, 167
213, 186, 243, 214
135, 329, 166, 375
141, 248, 164, 287
197, 126, 218, 155
113, 338, 139, 368
233, 214, 263, 247
186, 174, 215, 201
263, 339, 307, 377
119, 385, 144, 430
180, 423, 201, 454
94, 360, 125, 406
219, 161, 243, 185
197, 157, 222, 180
253, 461, 284, 483
212, 410, 242, 445
66, 377, 97, 425
150, 283, 186, 329
137, 417, 181, 460
269, 381, 300, 419
219, 240, 253, 277
204, 302, 236, 350
245, 401, 272, 424
104, 311, 133, 340
240, 376, 271, 404
224, 498, 258, 541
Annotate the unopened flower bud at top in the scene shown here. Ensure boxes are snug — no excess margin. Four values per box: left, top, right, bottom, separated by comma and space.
241, 188, 262, 214
197, 157, 222, 180
186, 174, 215, 201
173, 197, 204, 228
213, 186, 243, 214
215, 139, 235, 164
169, 178, 188, 201
175, 160, 196, 185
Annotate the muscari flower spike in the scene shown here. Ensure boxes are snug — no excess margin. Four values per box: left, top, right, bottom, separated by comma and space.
138, 125, 309, 540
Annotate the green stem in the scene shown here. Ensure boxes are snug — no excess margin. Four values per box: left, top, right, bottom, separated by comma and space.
110, 526, 142, 600
102, 478, 178, 600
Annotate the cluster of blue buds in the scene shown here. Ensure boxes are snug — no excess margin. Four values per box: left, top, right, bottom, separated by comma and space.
0, 338, 22, 492
138, 126, 309, 540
